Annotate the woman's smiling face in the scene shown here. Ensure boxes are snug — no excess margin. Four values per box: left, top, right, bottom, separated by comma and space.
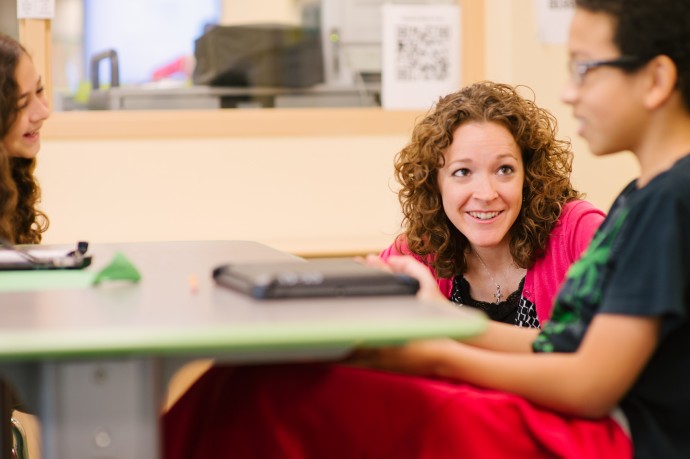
2, 53, 49, 159
437, 121, 524, 251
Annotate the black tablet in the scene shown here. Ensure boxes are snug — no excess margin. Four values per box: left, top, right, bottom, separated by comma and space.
212, 259, 420, 299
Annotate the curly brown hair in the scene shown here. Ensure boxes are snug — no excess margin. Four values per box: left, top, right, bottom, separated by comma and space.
395, 81, 582, 278
0, 33, 48, 243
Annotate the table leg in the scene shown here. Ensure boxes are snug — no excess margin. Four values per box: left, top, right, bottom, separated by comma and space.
40, 358, 162, 459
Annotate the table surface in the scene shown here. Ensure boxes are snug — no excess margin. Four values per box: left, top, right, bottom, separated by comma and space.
0, 241, 486, 362
0, 241, 487, 459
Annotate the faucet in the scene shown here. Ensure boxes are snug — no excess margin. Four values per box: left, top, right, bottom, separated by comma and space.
90, 49, 120, 90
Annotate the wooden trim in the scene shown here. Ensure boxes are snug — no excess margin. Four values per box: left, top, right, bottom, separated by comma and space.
18, 19, 52, 110
42, 108, 425, 140
460, 0, 486, 85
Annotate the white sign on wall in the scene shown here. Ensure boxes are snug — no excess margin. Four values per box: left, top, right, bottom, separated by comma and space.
17, 0, 55, 19
381, 3, 461, 110
535, 0, 575, 44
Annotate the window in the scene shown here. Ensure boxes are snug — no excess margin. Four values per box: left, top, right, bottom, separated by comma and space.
84, 0, 220, 85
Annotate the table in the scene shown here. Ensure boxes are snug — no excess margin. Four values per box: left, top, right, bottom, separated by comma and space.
0, 241, 485, 459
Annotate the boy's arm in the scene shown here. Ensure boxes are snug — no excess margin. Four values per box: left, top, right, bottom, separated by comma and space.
355, 314, 659, 418
461, 320, 539, 353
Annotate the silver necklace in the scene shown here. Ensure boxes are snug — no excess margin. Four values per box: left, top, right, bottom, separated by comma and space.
473, 250, 502, 304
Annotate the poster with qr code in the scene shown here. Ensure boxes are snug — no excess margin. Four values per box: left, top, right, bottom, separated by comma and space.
381, 3, 460, 110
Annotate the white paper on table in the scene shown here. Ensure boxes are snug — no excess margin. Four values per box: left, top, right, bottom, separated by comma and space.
381, 3, 461, 110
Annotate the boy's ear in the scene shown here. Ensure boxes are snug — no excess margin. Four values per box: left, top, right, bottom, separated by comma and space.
643, 55, 678, 110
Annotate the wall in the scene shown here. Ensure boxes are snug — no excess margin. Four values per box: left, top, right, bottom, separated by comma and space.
0, 0, 18, 37
37, 134, 407, 256
221, 0, 300, 25
484, 0, 639, 210
35, 0, 640, 257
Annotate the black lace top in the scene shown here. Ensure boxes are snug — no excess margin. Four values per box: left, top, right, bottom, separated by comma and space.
449, 276, 535, 326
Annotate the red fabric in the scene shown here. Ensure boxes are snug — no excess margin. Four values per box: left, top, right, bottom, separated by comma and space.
152, 56, 187, 80
163, 364, 631, 459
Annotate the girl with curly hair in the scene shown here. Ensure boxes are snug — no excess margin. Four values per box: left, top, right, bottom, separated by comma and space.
0, 33, 50, 244
1, 32, 50, 458
380, 81, 604, 328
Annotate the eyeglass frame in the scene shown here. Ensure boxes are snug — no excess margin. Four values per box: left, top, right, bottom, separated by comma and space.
568, 56, 647, 85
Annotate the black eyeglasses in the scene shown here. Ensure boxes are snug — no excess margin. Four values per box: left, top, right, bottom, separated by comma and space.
568, 56, 645, 85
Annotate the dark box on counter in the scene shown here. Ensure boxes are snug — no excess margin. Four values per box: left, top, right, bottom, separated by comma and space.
193, 24, 324, 88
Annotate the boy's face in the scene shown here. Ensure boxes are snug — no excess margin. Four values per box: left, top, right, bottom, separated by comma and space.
561, 9, 648, 156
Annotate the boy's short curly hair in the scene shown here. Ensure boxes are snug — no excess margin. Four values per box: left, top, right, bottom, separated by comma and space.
395, 81, 582, 278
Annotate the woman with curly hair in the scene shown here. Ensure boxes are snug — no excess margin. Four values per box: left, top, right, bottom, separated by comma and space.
380, 81, 604, 327
0, 33, 50, 244
163, 84, 612, 459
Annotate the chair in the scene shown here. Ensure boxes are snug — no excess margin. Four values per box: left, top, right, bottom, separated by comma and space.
10, 417, 27, 459
1, 380, 29, 459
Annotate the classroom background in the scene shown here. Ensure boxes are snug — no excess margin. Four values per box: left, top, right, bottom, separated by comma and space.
10, 0, 639, 258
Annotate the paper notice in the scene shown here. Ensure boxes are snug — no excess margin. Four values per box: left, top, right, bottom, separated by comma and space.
381, 3, 461, 110
17, 0, 55, 19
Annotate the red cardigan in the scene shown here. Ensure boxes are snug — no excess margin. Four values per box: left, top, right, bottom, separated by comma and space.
380, 200, 605, 324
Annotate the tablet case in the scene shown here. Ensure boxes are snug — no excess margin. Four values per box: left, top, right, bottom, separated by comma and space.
212, 259, 420, 299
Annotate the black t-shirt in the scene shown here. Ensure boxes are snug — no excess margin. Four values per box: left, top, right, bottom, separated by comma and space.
534, 154, 690, 459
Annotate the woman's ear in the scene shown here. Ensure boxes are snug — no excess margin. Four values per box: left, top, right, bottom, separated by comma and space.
643, 55, 678, 110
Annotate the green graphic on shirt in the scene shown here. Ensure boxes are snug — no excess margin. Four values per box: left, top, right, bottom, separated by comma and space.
533, 207, 629, 353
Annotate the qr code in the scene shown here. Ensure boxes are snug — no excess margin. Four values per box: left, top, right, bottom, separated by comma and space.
396, 25, 450, 81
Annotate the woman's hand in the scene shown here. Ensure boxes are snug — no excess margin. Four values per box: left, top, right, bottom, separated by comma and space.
362, 254, 448, 303
348, 255, 468, 378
